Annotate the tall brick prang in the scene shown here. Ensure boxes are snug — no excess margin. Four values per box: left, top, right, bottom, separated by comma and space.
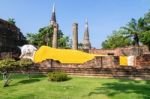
49, 3, 59, 48
82, 18, 91, 50
50, 3, 56, 26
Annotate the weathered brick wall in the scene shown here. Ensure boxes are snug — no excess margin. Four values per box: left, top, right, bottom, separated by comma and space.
136, 54, 150, 68
35, 56, 115, 72
89, 49, 115, 55
37, 57, 113, 69
34, 54, 150, 78
89, 46, 150, 56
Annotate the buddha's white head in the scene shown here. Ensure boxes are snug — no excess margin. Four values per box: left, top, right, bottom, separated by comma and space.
19, 44, 37, 61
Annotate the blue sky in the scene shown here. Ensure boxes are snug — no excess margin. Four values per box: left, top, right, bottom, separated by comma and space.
0, 0, 150, 48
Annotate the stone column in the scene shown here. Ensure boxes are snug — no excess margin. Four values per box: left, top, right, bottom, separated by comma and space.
72, 23, 78, 50
52, 23, 58, 48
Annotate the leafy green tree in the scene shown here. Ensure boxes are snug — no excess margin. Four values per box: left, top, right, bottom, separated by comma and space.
26, 33, 39, 45
140, 10, 150, 50
0, 58, 17, 87
144, 10, 150, 24
26, 26, 70, 48
102, 18, 145, 49
102, 10, 150, 51
58, 36, 71, 48
121, 18, 145, 46
102, 30, 132, 49
101, 40, 111, 49
38, 26, 53, 46
26, 26, 54, 46
140, 31, 150, 50
78, 43, 83, 49
7, 18, 16, 25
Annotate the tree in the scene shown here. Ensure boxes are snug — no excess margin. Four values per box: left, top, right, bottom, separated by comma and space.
7, 18, 16, 25
78, 43, 83, 49
101, 40, 111, 49
101, 30, 132, 49
144, 10, 150, 24
26, 26, 71, 48
140, 10, 150, 50
121, 18, 145, 46
38, 26, 53, 46
102, 10, 150, 51
140, 31, 150, 50
0, 58, 17, 87
26, 33, 39, 45
58, 36, 71, 48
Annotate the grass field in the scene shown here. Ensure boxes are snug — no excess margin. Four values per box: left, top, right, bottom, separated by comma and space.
0, 73, 150, 99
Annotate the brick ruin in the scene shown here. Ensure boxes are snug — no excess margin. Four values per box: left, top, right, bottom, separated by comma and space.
0, 18, 27, 59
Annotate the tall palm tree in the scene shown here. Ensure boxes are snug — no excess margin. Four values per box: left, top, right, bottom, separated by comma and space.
122, 18, 145, 46
121, 18, 146, 55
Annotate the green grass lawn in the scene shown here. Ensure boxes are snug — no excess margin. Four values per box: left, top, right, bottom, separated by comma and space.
0, 73, 150, 99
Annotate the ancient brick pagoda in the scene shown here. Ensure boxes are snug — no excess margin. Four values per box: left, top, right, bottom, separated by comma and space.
82, 18, 91, 50
0, 18, 27, 58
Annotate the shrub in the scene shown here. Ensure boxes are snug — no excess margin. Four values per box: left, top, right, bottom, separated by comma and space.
17, 59, 33, 67
47, 71, 69, 82
0, 58, 16, 87
17, 59, 33, 79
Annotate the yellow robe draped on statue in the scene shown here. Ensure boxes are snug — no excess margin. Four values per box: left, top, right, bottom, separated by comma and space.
33, 46, 105, 64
